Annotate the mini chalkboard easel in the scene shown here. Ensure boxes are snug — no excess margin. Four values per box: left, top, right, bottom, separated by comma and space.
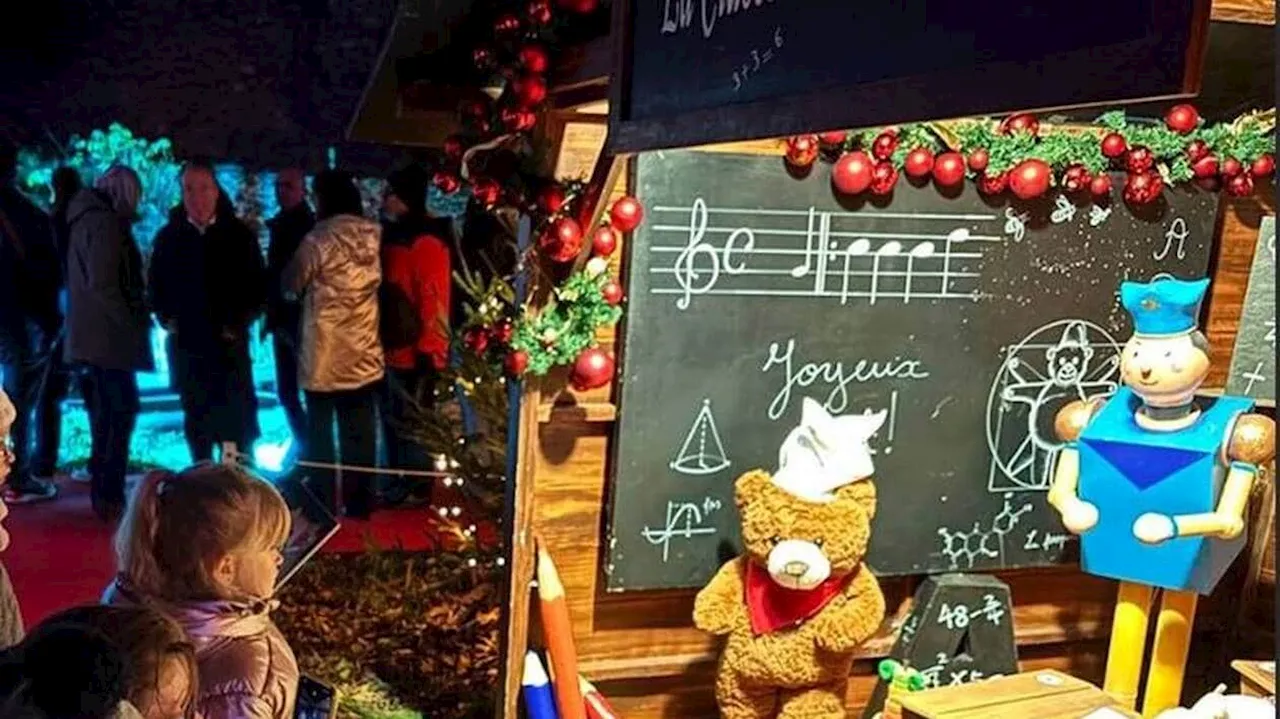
863, 574, 1019, 718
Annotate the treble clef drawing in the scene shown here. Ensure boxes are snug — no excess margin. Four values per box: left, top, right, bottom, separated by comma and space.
673, 197, 720, 310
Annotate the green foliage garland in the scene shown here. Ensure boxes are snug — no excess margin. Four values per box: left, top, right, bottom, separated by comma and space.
510, 264, 623, 376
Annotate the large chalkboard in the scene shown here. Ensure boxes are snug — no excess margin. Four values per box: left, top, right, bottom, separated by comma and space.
605, 150, 1220, 591
606, 0, 1209, 152
1225, 216, 1276, 404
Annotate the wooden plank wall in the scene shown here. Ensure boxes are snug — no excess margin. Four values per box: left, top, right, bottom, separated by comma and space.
515, 126, 1275, 715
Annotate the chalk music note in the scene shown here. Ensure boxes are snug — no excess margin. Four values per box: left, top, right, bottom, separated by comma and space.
1088, 204, 1112, 227
940, 228, 970, 293
788, 208, 819, 279
1050, 195, 1077, 224
1004, 208, 1028, 243
869, 241, 902, 305
904, 241, 936, 302
839, 238, 872, 305
673, 198, 720, 310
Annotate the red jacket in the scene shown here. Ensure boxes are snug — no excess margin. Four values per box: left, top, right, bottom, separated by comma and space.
381, 233, 451, 371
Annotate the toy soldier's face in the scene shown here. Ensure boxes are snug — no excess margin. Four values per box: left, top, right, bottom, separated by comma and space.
1120, 334, 1210, 406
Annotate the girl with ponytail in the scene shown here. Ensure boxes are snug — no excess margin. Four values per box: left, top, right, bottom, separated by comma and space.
104, 463, 298, 719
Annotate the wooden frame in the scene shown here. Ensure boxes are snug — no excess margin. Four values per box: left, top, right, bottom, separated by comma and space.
605, 0, 1213, 154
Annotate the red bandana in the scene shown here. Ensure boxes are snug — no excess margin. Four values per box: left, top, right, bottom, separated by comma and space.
744, 561, 850, 636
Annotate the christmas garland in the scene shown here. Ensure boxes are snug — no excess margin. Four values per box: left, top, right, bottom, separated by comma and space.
429, 0, 643, 392
784, 104, 1275, 205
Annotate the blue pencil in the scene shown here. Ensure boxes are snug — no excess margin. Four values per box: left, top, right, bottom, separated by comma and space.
523, 651, 560, 719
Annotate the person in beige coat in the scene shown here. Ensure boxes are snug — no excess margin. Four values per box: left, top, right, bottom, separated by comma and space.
0, 389, 25, 649
104, 464, 298, 719
283, 169, 384, 519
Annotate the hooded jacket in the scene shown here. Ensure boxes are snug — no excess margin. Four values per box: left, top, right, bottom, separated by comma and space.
103, 580, 298, 719
283, 214, 385, 392
62, 188, 153, 371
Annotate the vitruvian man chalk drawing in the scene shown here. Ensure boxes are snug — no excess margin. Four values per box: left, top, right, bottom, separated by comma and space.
985, 320, 1122, 492
670, 399, 731, 476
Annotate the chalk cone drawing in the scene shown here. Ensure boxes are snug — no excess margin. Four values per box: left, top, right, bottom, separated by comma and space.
985, 319, 1122, 492
670, 399, 731, 476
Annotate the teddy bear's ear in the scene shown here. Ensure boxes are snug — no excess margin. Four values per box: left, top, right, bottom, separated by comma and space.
734, 470, 773, 510
836, 479, 877, 520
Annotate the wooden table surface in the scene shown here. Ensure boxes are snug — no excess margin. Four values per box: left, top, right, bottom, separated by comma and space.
899, 670, 1140, 719
1232, 659, 1276, 697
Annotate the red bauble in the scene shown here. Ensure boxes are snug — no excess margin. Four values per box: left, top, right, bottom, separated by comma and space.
518, 45, 550, 74
931, 152, 966, 187
1226, 173, 1255, 197
537, 185, 567, 214
511, 74, 548, 107
999, 113, 1040, 137
818, 131, 847, 151
590, 226, 618, 257
600, 279, 624, 305
500, 107, 537, 133
978, 171, 1009, 195
493, 13, 522, 34
539, 217, 584, 263
1192, 155, 1219, 179
471, 178, 502, 208
1252, 154, 1275, 177
1185, 139, 1210, 163
1164, 104, 1201, 134
1062, 164, 1092, 193
492, 319, 515, 345
443, 135, 466, 162
1123, 172, 1164, 206
784, 135, 820, 168
432, 171, 461, 195
903, 147, 935, 179
1089, 173, 1113, 198
1100, 132, 1128, 159
526, 0, 553, 24
570, 348, 615, 391
1008, 159, 1051, 200
463, 327, 490, 354
967, 148, 990, 173
1125, 146, 1154, 173
870, 161, 898, 196
557, 0, 598, 13
831, 151, 874, 195
472, 46, 495, 71
870, 131, 898, 161
610, 196, 645, 232
1222, 157, 1244, 178
505, 351, 529, 377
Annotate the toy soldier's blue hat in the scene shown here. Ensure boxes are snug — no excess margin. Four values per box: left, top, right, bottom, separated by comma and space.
1120, 276, 1211, 337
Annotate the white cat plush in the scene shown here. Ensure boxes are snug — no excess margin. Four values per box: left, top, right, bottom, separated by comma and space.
1155, 684, 1275, 719
773, 397, 888, 503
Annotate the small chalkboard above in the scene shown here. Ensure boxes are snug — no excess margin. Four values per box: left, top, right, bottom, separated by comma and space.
1225, 216, 1276, 405
607, 0, 1211, 153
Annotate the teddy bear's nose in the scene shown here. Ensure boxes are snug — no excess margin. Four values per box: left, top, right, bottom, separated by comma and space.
783, 561, 808, 577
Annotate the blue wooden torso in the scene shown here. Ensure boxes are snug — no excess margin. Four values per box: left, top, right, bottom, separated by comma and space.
1076, 387, 1255, 594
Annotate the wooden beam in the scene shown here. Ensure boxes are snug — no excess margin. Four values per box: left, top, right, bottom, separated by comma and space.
1211, 0, 1275, 24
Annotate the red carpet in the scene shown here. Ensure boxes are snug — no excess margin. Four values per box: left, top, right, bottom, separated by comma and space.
5, 477, 496, 627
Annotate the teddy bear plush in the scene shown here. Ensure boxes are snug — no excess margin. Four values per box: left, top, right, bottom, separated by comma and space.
1155, 684, 1275, 719
693, 397, 888, 719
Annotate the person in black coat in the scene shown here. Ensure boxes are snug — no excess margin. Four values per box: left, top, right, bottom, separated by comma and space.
263, 168, 314, 451
148, 162, 265, 463
0, 139, 61, 504
63, 165, 153, 521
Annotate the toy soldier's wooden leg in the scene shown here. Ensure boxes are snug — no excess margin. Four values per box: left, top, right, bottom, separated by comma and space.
1140, 589, 1198, 718
1104, 581, 1155, 710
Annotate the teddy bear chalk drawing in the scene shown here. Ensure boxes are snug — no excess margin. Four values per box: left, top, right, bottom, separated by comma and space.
693, 397, 888, 719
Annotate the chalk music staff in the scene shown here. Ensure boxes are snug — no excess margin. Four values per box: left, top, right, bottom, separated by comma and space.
649, 199, 1004, 310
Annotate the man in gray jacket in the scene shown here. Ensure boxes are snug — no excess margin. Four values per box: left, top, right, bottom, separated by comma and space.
63, 165, 153, 522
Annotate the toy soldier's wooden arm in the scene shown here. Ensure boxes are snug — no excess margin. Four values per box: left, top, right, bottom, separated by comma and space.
1162, 414, 1276, 540
1048, 398, 1106, 514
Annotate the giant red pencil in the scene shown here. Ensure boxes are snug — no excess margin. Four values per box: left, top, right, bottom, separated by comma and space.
537, 547, 586, 719
578, 676, 620, 719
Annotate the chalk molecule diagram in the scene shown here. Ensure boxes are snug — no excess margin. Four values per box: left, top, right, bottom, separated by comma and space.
670, 399, 731, 476
936, 494, 1034, 570
985, 319, 1122, 493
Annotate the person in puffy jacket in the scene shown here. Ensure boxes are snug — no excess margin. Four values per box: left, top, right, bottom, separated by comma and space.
104, 464, 297, 719
283, 170, 383, 518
